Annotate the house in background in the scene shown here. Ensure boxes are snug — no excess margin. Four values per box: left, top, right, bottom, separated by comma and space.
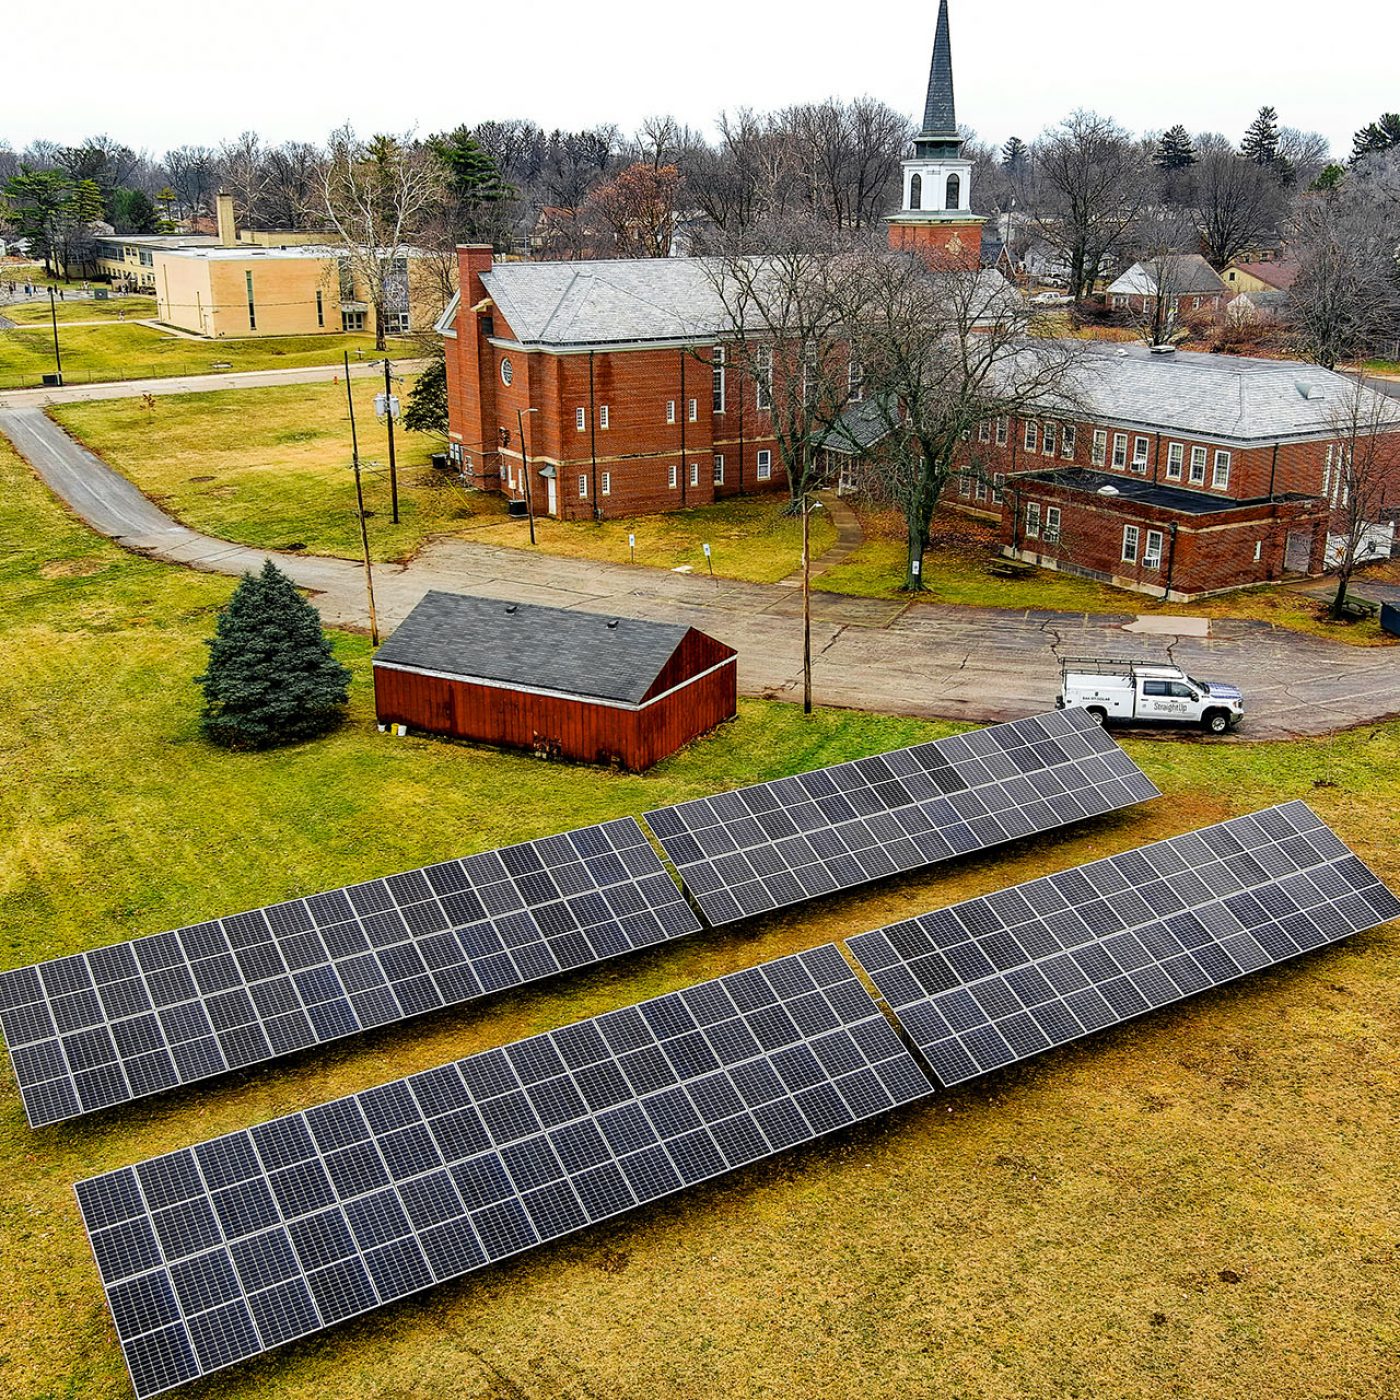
1223, 259, 1300, 295
1106, 254, 1230, 320
372, 592, 737, 770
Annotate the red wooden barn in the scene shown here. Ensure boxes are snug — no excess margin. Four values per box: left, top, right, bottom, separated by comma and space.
372, 591, 738, 770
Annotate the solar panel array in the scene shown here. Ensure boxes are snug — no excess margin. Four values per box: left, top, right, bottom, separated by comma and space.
646, 709, 1159, 926
74, 945, 932, 1398
0, 819, 701, 1128
848, 801, 1400, 1087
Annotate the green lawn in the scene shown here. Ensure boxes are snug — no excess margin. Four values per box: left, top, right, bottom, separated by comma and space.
0, 293, 158, 324
2, 430, 1399, 1399
817, 510, 1397, 646
0, 322, 417, 389
53, 381, 836, 578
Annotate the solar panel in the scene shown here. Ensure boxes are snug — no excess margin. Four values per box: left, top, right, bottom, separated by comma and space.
847, 801, 1400, 1087
74, 945, 932, 1398
0, 819, 701, 1128
645, 709, 1160, 927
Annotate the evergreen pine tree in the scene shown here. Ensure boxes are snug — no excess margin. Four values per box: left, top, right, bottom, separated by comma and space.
1154, 125, 1197, 170
402, 355, 449, 438
1352, 113, 1400, 161
1241, 106, 1281, 166
1001, 136, 1027, 172
197, 560, 351, 749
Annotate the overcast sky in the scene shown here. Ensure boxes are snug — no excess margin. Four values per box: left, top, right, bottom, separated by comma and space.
7, 0, 1397, 157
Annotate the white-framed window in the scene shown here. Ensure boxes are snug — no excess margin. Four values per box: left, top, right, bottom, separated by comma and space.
601, 471, 611, 496
599, 405, 610, 429
1092, 429, 1107, 467
713, 454, 725, 486
666, 400, 676, 424
958, 473, 972, 499
689, 461, 699, 487
1212, 450, 1231, 489
1044, 506, 1061, 543
1024, 420, 1038, 453
1192, 295, 1202, 310
1112, 433, 1128, 469
755, 346, 772, 410
756, 450, 773, 481
1166, 442, 1184, 480
978, 420, 992, 444
996, 416, 1009, 446
1132, 435, 1150, 473
1253, 540, 1262, 562
1025, 501, 1041, 538
1143, 529, 1163, 569
1122, 525, 1140, 563
576, 407, 586, 432
668, 463, 678, 489
848, 359, 864, 401
578, 475, 588, 499
1189, 445, 1207, 484
500, 357, 513, 386
975, 477, 989, 503
1043, 421, 1057, 457
712, 346, 726, 414
689, 398, 697, 422
1061, 425, 1076, 459
992, 472, 1006, 505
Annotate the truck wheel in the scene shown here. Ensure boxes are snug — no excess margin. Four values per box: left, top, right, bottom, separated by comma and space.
1202, 710, 1229, 735
1086, 707, 1107, 727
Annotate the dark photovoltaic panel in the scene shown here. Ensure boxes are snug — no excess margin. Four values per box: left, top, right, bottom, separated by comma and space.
74, 945, 932, 1398
848, 801, 1400, 1087
0, 820, 700, 1128
646, 709, 1159, 927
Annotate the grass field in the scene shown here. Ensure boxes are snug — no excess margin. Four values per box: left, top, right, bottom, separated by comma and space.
2, 431, 1399, 1399
53, 381, 836, 579
0, 293, 159, 324
817, 510, 1398, 646
0, 322, 417, 389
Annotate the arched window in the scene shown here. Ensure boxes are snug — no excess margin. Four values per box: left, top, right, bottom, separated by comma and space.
945, 173, 961, 210
909, 174, 922, 210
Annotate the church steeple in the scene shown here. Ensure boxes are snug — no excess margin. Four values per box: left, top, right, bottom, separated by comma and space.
918, 0, 960, 149
886, 0, 984, 269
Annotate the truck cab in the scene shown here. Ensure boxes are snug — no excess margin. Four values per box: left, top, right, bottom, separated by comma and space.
1057, 657, 1244, 734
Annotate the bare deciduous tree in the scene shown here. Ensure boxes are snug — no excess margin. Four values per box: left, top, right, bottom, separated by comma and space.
1321, 377, 1400, 618
839, 248, 1081, 589
1190, 150, 1281, 269
1033, 110, 1152, 302
321, 128, 442, 350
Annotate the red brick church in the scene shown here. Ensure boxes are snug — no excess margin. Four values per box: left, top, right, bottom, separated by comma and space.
437, 2, 982, 519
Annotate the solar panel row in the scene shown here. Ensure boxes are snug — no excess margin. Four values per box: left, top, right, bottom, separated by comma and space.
646, 708, 1159, 926
1, 712, 1161, 1129
847, 801, 1400, 1086
74, 946, 933, 1399
0, 819, 700, 1128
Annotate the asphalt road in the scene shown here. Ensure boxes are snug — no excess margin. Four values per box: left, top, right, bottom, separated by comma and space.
4, 405, 1398, 740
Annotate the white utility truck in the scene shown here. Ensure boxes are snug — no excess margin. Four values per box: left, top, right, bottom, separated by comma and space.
1057, 656, 1245, 734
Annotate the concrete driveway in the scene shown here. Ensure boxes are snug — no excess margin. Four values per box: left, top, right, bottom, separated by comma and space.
4, 406, 1397, 740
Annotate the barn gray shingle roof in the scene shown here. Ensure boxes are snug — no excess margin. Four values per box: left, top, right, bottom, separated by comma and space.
372, 592, 699, 705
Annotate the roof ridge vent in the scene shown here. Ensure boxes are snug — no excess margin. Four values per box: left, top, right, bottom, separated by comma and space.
1297, 381, 1326, 401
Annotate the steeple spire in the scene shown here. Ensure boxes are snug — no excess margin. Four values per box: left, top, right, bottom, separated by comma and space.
921, 0, 957, 137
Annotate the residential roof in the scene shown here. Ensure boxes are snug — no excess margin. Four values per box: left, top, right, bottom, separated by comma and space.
1228, 259, 1299, 291
1012, 467, 1314, 517
475, 257, 1012, 348
1044, 342, 1400, 442
371, 591, 705, 705
1106, 254, 1228, 298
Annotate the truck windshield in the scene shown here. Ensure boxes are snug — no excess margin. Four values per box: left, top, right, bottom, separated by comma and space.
1187, 675, 1209, 690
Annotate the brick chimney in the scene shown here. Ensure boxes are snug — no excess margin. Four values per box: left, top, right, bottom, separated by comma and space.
216, 192, 237, 246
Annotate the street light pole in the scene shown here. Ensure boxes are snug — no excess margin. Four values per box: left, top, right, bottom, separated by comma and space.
382, 358, 399, 525
47, 287, 63, 385
516, 405, 538, 546
802, 493, 821, 716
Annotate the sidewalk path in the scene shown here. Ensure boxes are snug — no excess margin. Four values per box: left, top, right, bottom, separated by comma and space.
0, 359, 428, 409
4, 406, 1397, 740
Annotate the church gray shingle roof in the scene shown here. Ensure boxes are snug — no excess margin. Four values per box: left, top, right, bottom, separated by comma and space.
372, 591, 699, 705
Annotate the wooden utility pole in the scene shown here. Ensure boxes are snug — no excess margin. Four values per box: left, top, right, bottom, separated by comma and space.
517, 406, 538, 545
382, 357, 399, 524
802, 493, 813, 715
47, 287, 63, 385
344, 352, 380, 645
